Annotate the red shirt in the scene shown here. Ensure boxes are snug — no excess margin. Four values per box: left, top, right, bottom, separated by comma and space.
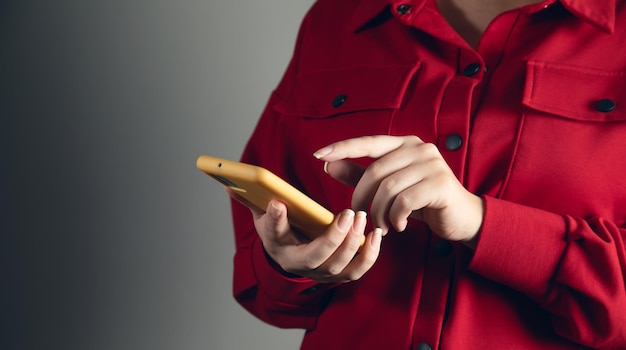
231, 0, 626, 348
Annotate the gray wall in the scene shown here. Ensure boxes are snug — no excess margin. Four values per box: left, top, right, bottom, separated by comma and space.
1, 1, 314, 349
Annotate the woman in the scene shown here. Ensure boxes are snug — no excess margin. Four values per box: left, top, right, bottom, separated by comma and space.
226, 0, 626, 348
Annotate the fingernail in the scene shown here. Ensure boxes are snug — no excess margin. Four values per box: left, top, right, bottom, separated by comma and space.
313, 146, 332, 159
354, 212, 367, 246
337, 209, 355, 231
323, 161, 329, 174
371, 228, 383, 247
353, 211, 367, 231
269, 202, 282, 219
399, 219, 408, 232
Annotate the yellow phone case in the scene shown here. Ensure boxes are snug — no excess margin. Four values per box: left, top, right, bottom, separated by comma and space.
196, 155, 334, 239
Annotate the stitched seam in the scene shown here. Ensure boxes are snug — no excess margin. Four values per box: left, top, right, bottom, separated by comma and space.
498, 108, 527, 199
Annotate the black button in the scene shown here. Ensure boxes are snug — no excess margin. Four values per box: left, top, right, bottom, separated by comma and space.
445, 134, 462, 151
596, 99, 616, 112
332, 94, 347, 108
301, 286, 319, 295
463, 63, 482, 77
434, 240, 453, 257
417, 343, 432, 350
396, 4, 412, 15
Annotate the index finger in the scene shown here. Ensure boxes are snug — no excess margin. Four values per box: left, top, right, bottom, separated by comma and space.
313, 135, 421, 161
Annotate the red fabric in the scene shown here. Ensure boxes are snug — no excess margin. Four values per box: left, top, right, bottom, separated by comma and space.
230, 0, 626, 348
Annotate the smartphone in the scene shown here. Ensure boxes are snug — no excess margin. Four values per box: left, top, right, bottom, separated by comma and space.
196, 155, 334, 239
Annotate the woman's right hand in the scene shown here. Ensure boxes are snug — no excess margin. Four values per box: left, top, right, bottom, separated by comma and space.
228, 188, 383, 283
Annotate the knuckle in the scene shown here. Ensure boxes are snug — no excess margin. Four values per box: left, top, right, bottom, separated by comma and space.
344, 269, 365, 282
326, 264, 343, 276
367, 161, 385, 178
299, 256, 321, 271
341, 271, 358, 282
300, 262, 318, 272
404, 135, 423, 144
364, 135, 378, 144
381, 177, 399, 193
420, 142, 440, 157
395, 191, 414, 209
432, 168, 456, 189
425, 156, 448, 174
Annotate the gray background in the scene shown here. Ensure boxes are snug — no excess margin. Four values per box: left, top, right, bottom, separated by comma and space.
1, 0, 314, 349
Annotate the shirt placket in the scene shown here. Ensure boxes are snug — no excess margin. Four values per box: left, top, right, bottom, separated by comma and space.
391, 2, 488, 349
410, 52, 484, 350
436, 50, 485, 181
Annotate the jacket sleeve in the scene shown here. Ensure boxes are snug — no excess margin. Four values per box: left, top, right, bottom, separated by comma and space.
229, 7, 338, 329
469, 195, 626, 348
230, 96, 339, 328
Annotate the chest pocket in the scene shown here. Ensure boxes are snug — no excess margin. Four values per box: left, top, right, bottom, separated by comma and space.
269, 63, 422, 212
523, 60, 626, 122
272, 63, 423, 164
504, 60, 626, 220
275, 63, 421, 119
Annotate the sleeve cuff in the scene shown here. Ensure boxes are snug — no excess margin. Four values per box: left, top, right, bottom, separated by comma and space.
469, 196, 569, 298
250, 237, 338, 305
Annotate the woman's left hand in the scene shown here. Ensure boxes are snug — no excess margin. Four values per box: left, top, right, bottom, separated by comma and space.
314, 135, 484, 250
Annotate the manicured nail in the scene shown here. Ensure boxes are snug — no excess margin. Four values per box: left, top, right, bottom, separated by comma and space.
371, 228, 383, 247
269, 201, 282, 219
399, 219, 408, 232
353, 211, 367, 231
354, 211, 367, 246
337, 209, 355, 231
313, 146, 332, 159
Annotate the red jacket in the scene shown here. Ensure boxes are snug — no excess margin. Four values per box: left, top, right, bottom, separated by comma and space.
231, 0, 626, 348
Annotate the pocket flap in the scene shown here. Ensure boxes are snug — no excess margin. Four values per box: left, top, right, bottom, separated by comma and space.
523, 60, 626, 122
275, 64, 421, 118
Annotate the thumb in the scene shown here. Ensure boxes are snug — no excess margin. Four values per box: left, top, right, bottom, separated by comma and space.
264, 200, 291, 235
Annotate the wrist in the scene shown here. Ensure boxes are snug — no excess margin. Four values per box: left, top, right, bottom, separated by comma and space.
460, 194, 485, 251
263, 248, 303, 278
